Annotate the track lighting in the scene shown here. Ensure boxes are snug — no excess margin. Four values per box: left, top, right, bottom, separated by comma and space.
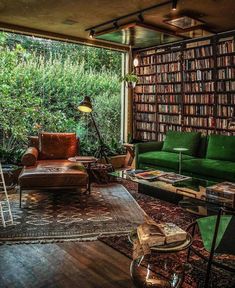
138, 14, 144, 23
172, 0, 177, 10
89, 29, 95, 38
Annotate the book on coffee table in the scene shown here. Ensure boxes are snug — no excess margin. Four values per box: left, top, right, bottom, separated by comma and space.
135, 170, 166, 181
158, 173, 191, 184
206, 182, 235, 207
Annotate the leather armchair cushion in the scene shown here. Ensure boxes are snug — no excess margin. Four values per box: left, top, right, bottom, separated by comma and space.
21, 147, 39, 166
39, 132, 78, 160
19, 160, 88, 188
29, 136, 39, 149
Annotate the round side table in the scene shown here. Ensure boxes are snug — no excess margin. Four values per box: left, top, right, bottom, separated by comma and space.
173, 148, 189, 174
68, 156, 97, 194
129, 230, 192, 288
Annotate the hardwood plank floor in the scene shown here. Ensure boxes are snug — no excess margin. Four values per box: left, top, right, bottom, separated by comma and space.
0, 241, 134, 288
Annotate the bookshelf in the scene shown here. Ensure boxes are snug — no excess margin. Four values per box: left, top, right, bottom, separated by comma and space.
132, 31, 235, 141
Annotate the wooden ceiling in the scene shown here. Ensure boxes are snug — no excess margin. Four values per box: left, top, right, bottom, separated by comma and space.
0, 0, 234, 51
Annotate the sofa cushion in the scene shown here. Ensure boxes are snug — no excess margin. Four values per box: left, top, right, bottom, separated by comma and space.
162, 131, 201, 156
206, 134, 235, 162
182, 158, 235, 182
139, 151, 194, 170
39, 132, 78, 160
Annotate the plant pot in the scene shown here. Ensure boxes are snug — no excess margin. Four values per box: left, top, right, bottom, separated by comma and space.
2, 164, 22, 189
99, 154, 126, 169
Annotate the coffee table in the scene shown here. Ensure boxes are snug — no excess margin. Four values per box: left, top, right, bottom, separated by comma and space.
110, 170, 234, 215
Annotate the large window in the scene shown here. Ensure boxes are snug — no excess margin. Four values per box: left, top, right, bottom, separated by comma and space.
0, 32, 124, 163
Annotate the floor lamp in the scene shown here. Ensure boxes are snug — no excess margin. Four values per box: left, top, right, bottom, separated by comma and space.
78, 96, 110, 164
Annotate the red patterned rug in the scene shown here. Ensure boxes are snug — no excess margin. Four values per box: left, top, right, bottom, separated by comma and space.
99, 179, 235, 288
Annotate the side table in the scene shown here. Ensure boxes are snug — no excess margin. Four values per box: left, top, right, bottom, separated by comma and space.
68, 156, 97, 194
129, 230, 192, 288
173, 148, 189, 174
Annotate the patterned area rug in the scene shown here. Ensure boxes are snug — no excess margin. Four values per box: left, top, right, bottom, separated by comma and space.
0, 183, 145, 244
99, 180, 235, 288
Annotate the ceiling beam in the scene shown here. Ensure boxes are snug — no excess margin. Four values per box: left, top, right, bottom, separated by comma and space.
0, 21, 129, 52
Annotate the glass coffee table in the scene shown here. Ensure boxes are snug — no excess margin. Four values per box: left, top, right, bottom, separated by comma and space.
110, 170, 234, 215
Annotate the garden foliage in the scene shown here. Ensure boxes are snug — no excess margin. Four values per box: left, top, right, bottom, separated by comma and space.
0, 32, 123, 163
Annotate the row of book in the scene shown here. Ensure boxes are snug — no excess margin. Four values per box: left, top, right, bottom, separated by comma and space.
217, 40, 235, 55
135, 85, 156, 93
184, 105, 213, 116
185, 58, 214, 70
184, 116, 212, 127
135, 131, 156, 141
217, 81, 235, 92
139, 55, 155, 65
156, 84, 181, 93
184, 94, 215, 104
218, 67, 235, 79
216, 119, 229, 129
133, 94, 155, 103
139, 49, 155, 56
156, 63, 181, 73
184, 127, 214, 135
184, 82, 215, 93
184, 70, 213, 81
217, 55, 235, 67
159, 114, 181, 124
159, 124, 182, 133
157, 94, 181, 104
136, 121, 156, 131
135, 103, 156, 112
218, 94, 235, 104
156, 72, 181, 82
155, 51, 181, 63
158, 104, 180, 114
135, 113, 156, 122
184, 46, 213, 59
135, 66, 156, 74
137, 75, 155, 84
217, 106, 234, 117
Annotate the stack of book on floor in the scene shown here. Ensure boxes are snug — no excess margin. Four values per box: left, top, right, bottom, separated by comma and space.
206, 182, 235, 208
133, 217, 187, 259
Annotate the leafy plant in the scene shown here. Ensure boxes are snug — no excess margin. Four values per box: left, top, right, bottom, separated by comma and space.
121, 72, 138, 85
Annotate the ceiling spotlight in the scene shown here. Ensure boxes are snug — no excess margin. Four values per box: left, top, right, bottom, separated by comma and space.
113, 21, 119, 29
89, 29, 95, 38
172, 0, 177, 11
138, 14, 144, 23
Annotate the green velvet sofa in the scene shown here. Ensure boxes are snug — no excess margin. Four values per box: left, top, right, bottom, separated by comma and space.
135, 131, 235, 183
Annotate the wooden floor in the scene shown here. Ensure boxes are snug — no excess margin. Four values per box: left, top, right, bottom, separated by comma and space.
0, 241, 134, 288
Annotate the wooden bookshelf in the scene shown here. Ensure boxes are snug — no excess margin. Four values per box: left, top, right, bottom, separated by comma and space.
132, 31, 235, 141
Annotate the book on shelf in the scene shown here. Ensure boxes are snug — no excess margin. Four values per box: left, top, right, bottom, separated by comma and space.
158, 173, 191, 184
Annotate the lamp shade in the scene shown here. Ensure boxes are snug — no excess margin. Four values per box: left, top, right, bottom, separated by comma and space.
78, 96, 93, 113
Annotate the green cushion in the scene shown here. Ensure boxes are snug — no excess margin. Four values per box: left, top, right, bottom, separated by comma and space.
197, 215, 232, 252
206, 134, 235, 162
162, 131, 201, 156
139, 151, 194, 170
182, 158, 235, 182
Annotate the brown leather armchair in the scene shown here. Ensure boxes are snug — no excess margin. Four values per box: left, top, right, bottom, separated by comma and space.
19, 132, 88, 207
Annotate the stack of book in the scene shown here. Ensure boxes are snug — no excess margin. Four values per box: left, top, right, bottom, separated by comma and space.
206, 182, 235, 208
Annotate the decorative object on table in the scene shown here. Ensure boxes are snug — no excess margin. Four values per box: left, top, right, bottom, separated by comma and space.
187, 207, 235, 288
68, 156, 97, 194
173, 147, 189, 174
0, 183, 145, 244
135, 170, 166, 181
206, 182, 235, 208
0, 162, 13, 227
121, 72, 138, 88
78, 96, 110, 165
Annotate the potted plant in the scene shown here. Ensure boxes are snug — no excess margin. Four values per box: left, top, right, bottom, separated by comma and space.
121, 72, 138, 88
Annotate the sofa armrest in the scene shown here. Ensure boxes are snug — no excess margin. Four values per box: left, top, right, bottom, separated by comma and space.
135, 141, 163, 168
21, 147, 39, 166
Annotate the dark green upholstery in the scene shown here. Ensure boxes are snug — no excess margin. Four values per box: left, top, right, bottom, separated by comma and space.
197, 215, 232, 252
162, 131, 201, 156
139, 151, 194, 170
206, 134, 235, 162
135, 132, 235, 182
182, 158, 235, 182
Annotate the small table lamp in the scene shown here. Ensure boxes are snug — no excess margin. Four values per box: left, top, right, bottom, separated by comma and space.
78, 96, 109, 164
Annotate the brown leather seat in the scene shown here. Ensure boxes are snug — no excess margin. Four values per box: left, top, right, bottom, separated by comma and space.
19, 132, 88, 207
